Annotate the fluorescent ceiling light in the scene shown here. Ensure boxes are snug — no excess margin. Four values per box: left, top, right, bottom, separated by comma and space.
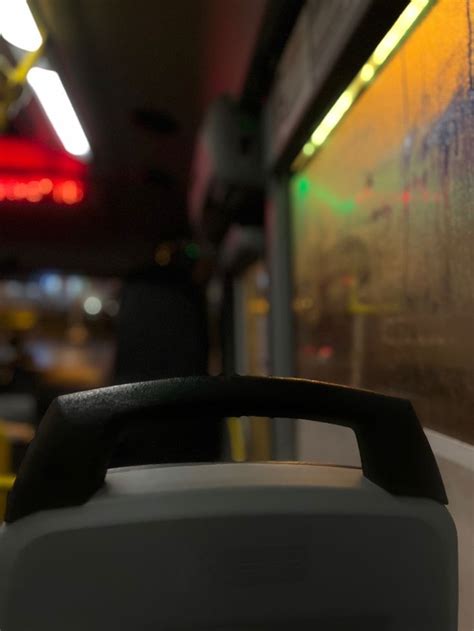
302, 142, 315, 157
360, 63, 375, 82
27, 67, 91, 157
311, 90, 353, 146
0, 0, 43, 51
372, 0, 428, 65
293, 0, 432, 169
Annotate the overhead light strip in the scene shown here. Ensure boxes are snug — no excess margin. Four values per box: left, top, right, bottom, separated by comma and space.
27, 68, 91, 157
0, 0, 43, 51
292, 0, 433, 171
0, 0, 91, 158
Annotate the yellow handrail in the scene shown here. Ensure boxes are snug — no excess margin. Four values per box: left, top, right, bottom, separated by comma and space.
0, 42, 45, 131
0, 423, 15, 521
0, 474, 15, 491
0, 425, 10, 475
226, 417, 246, 462
0, 474, 15, 522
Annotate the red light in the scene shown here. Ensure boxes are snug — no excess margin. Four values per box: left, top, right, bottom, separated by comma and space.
26, 181, 43, 203
0, 137, 87, 176
52, 184, 63, 204
39, 178, 53, 194
0, 176, 84, 205
341, 274, 355, 287
13, 182, 27, 200
402, 190, 411, 205
318, 345, 334, 360
52, 180, 84, 205
6, 183, 16, 201
0, 137, 87, 206
62, 180, 81, 204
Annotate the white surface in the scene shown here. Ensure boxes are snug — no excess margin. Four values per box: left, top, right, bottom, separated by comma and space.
298, 419, 361, 466
297, 422, 473, 631
437, 457, 474, 631
0, 462, 457, 631
426, 429, 474, 472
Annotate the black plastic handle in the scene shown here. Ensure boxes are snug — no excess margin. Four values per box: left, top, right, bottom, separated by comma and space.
5, 375, 447, 522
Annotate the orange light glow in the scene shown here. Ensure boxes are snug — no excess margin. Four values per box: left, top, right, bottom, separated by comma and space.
26, 181, 42, 202
291, 0, 474, 448
6, 183, 16, 201
13, 182, 27, 200
0, 177, 85, 205
39, 178, 53, 194
52, 185, 63, 204
317, 345, 334, 360
155, 245, 172, 266
61, 180, 83, 204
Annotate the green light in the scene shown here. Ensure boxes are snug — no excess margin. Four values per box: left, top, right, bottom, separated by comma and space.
296, 177, 310, 199
313, 183, 355, 214
185, 243, 200, 260
294, 176, 355, 214
313, 182, 356, 214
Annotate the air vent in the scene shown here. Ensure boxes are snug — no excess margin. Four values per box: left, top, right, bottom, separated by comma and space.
131, 108, 179, 134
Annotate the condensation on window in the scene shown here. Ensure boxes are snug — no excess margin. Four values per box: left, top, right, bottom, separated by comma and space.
291, 0, 474, 443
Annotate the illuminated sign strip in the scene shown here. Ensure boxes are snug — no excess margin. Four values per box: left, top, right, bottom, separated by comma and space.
0, 137, 87, 205
292, 0, 433, 171
0, 177, 84, 205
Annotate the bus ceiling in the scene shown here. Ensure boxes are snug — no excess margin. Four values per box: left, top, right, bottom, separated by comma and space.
0, 0, 274, 274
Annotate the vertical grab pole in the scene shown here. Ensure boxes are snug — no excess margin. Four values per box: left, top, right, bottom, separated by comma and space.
266, 174, 297, 460
0, 424, 12, 520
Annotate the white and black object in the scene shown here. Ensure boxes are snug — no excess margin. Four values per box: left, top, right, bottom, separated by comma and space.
0, 376, 457, 630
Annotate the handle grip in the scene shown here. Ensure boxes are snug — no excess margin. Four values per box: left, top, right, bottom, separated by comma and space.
5, 375, 447, 522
